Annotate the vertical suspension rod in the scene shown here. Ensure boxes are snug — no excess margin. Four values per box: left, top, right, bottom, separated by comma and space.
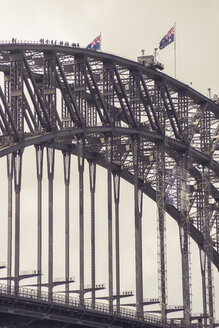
207, 255, 214, 328
89, 161, 96, 309
202, 165, 214, 328
132, 136, 143, 318
14, 151, 23, 295
200, 105, 214, 327
106, 136, 113, 313
63, 151, 71, 304
47, 147, 55, 301
77, 137, 85, 305
178, 153, 191, 327
35, 145, 44, 298
7, 154, 13, 292
113, 172, 121, 313
200, 248, 208, 327
179, 224, 191, 326
156, 141, 167, 322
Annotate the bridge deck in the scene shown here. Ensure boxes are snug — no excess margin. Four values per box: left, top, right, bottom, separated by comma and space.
0, 284, 181, 328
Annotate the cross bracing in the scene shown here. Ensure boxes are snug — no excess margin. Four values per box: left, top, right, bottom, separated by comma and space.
0, 42, 218, 327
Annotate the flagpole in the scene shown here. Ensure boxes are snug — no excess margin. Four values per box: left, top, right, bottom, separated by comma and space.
174, 22, 176, 78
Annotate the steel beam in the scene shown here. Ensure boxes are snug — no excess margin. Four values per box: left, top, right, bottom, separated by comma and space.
106, 136, 113, 313
179, 214, 191, 327
113, 80, 132, 125
13, 150, 23, 294
102, 62, 114, 124
0, 102, 10, 134
23, 75, 46, 129
113, 64, 137, 127
74, 56, 88, 125
129, 71, 141, 123
56, 75, 77, 127
46, 147, 55, 301
43, 51, 57, 128
200, 248, 208, 327
77, 137, 85, 305
35, 145, 44, 298
85, 58, 112, 125
63, 151, 71, 303
201, 107, 214, 328
159, 83, 179, 140
89, 161, 96, 309
177, 150, 191, 327
0, 85, 19, 140
84, 75, 105, 125
10, 51, 24, 134
207, 255, 214, 328
23, 55, 52, 130
132, 136, 143, 318
164, 81, 183, 138
56, 55, 84, 127
22, 103, 33, 132
154, 83, 167, 321
139, 72, 162, 133
7, 154, 13, 292
23, 94, 38, 130
202, 167, 214, 328
156, 141, 167, 321
113, 172, 120, 313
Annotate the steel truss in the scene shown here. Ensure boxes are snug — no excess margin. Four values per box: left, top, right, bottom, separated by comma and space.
0, 43, 218, 328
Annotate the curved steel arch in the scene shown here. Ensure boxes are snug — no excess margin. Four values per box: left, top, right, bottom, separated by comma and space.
0, 42, 217, 110
0, 42, 218, 266
0, 42, 218, 326
1, 125, 218, 269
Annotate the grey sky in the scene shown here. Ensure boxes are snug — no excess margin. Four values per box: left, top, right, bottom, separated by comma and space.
0, 0, 218, 94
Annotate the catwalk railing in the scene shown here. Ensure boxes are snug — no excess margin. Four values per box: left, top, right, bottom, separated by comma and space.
0, 283, 182, 328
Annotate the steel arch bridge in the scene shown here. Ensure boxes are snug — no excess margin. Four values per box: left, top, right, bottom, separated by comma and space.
0, 41, 218, 328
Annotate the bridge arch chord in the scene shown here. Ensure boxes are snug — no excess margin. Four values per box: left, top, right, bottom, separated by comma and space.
0, 43, 218, 327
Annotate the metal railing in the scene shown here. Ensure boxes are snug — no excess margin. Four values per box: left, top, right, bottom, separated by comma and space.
0, 39, 80, 47
0, 39, 137, 62
0, 283, 182, 327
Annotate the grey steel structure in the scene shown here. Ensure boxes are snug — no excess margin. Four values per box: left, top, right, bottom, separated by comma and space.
0, 42, 218, 328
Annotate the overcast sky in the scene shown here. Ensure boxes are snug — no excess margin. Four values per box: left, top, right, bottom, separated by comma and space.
0, 0, 218, 322
0, 0, 218, 96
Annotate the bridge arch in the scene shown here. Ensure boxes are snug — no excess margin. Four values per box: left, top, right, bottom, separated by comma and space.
0, 42, 218, 327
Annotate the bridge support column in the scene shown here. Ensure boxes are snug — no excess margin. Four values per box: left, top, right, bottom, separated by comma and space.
113, 172, 121, 314
35, 145, 43, 298
43, 52, 56, 127
106, 136, 113, 313
200, 248, 208, 327
89, 161, 96, 309
7, 154, 13, 292
198, 106, 214, 328
178, 154, 191, 328
47, 147, 55, 301
201, 166, 214, 328
63, 151, 71, 304
77, 137, 85, 306
179, 224, 191, 327
155, 141, 167, 322
132, 137, 143, 318
207, 256, 214, 328
14, 150, 23, 295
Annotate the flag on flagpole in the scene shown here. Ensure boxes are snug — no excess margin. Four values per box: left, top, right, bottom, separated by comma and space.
86, 35, 101, 51
159, 26, 175, 50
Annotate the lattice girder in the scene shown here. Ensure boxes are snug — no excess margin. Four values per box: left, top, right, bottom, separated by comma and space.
0, 43, 218, 271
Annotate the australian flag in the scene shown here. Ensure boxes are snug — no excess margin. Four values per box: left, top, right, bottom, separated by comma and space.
86, 35, 101, 51
159, 26, 175, 50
